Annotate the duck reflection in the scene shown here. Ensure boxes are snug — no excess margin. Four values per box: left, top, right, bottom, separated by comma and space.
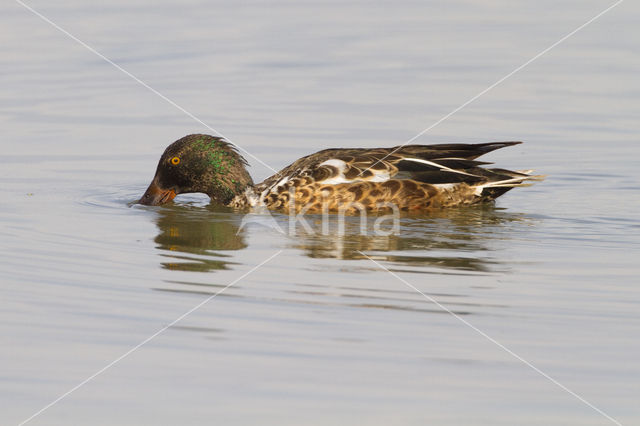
150, 202, 534, 318
286, 205, 530, 273
153, 205, 246, 272
152, 201, 530, 274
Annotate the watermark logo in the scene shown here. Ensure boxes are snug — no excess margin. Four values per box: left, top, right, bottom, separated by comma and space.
238, 187, 400, 236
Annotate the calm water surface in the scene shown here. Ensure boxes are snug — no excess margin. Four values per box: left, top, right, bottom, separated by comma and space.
1, 1, 639, 425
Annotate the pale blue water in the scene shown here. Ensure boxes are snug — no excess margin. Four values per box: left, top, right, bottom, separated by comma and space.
1, 1, 639, 425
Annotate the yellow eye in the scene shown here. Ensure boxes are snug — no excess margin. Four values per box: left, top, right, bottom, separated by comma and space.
170, 157, 180, 165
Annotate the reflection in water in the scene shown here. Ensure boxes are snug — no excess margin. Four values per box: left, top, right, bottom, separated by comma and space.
282, 204, 533, 274
153, 205, 246, 272
152, 202, 531, 274
151, 202, 536, 317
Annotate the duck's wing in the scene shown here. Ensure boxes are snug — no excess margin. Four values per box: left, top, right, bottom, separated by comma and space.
382, 141, 526, 185
259, 141, 524, 189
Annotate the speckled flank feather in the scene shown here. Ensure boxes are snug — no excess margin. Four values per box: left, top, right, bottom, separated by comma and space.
229, 142, 544, 212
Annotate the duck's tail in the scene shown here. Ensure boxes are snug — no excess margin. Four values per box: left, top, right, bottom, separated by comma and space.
473, 169, 546, 200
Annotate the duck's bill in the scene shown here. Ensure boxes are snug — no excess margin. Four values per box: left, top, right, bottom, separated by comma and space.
138, 180, 176, 205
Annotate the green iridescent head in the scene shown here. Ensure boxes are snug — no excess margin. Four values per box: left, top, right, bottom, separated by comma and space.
139, 134, 253, 205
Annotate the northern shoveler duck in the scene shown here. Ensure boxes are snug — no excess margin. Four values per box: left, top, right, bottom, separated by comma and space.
138, 134, 543, 212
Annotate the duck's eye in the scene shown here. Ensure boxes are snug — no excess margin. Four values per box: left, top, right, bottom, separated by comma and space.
170, 157, 181, 165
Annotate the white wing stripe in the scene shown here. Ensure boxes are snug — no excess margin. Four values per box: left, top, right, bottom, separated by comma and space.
317, 158, 391, 184
401, 157, 479, 177
318, 159, 347, 171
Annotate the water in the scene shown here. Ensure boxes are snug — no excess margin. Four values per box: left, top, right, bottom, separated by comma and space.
1, 0, 639, 425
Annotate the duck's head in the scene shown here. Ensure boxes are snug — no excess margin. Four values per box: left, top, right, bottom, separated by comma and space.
138, 134, 253, 206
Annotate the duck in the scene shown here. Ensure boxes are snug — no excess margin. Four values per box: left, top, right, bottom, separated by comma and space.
138, 134, 543, 212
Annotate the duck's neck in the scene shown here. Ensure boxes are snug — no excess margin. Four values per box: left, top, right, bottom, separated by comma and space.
206, 176, 254, 206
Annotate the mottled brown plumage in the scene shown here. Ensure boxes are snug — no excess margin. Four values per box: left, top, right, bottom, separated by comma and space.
139, 134, 543, 212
